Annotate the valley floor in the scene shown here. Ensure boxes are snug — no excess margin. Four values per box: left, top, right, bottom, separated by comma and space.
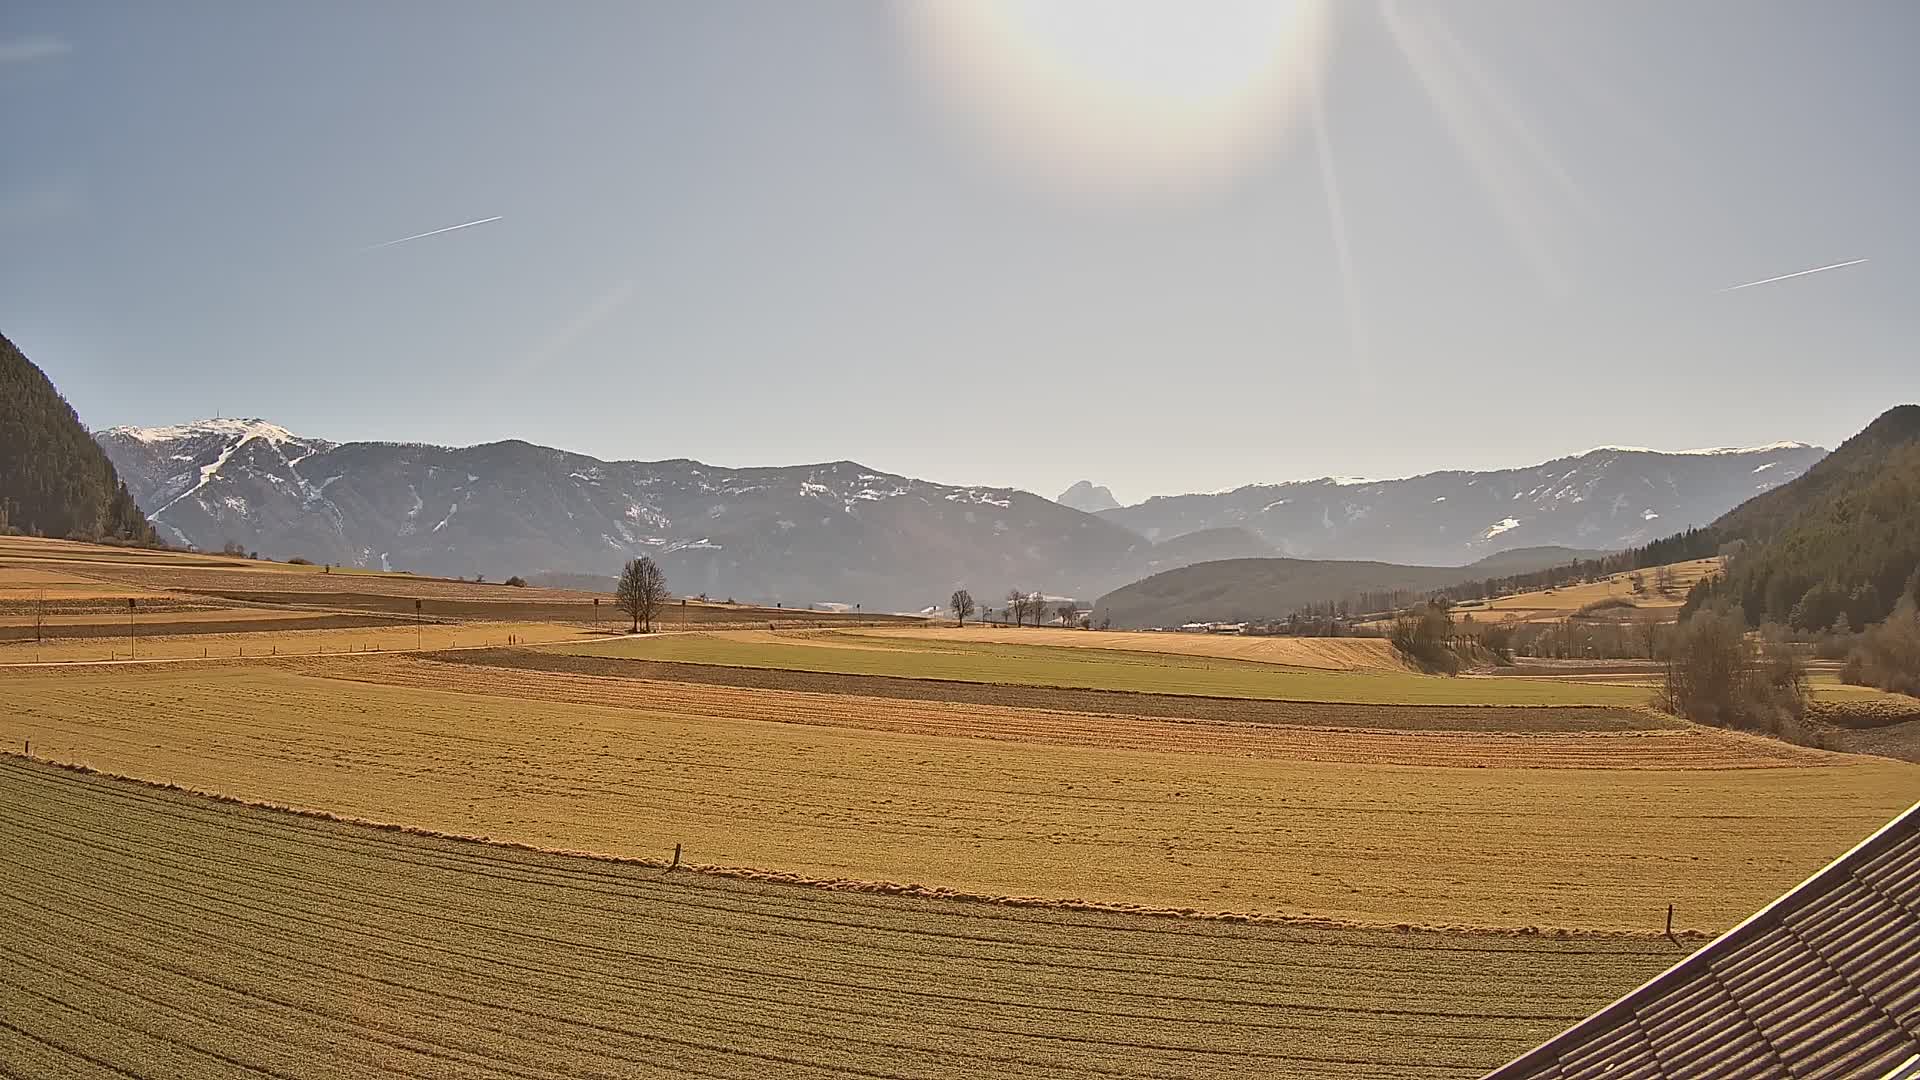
5, 535, 1918, 1078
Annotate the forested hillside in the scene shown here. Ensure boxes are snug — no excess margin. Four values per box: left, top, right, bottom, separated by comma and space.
0, 332, 156, 544
1685, 405, 1920, 629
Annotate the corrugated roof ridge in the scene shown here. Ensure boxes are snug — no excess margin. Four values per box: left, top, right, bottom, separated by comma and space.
1483, 801, 1920, 1079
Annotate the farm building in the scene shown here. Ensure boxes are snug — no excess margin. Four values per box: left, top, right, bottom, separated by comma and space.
1485, 801, 1920, 1078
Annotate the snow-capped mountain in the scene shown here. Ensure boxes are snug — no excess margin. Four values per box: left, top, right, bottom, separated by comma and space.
97, 419, 1160, 609
96, 419, 1825, 609
1096, 443, 1828, 566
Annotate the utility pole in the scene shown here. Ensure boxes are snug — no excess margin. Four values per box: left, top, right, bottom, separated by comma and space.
128, 598, 136, 659
415, 598, 423, 651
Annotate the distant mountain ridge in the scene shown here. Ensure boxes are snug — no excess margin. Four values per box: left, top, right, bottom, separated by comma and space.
1098, 442, 1826, 566
1092, 547, 1591, 629
1057, 480, 1120, 514
98, 417, 1824, 613
98, 419, 1172, 610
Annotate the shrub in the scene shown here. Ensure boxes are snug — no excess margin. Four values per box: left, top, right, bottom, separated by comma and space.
1661, 609, 1808, 734
287, 556, 312, 565
1847, 600, 1920, 696
1480, 622, 1515, 665
1576, 596, 1636, 616
1390, 603, 1460, 674
504, 576, 528, 588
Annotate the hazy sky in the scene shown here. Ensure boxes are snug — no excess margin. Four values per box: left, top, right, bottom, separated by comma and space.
3, 2, 1914, 504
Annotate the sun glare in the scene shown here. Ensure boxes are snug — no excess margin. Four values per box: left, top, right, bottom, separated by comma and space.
903, 0, 1332, 197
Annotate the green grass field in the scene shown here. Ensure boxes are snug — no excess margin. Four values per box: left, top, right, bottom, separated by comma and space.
553, 631, 1650, 706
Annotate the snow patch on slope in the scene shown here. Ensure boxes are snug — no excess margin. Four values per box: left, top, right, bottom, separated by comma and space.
108, 418, 311, 447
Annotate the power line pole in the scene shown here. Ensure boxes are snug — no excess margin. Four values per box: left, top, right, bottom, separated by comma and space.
128, 598, 136, 659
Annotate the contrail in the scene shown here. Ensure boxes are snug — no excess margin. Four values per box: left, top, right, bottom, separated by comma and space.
1720, 258, 1868, 293
363, 215, 503, 251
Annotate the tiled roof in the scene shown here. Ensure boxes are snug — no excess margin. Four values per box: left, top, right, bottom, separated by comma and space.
1485, 801, 1920, 1080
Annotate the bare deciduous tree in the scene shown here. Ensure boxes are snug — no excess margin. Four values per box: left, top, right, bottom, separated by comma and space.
950, 589, 975, 627
1055, 602, 1076, 627
616, 556, 670, 633
1006, 589, 1025, 627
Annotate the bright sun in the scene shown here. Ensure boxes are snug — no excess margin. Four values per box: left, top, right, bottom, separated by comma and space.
903, 0, 1332, 196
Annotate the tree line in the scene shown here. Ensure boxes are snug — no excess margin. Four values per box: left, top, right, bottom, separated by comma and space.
0, 332, 157, 546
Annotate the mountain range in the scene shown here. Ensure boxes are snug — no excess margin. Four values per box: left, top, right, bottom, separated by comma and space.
97, 419, 1824, 611
1093, 442, 1824, 565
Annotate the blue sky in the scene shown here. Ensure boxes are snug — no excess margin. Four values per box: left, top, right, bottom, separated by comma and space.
3, 2, 1914, 504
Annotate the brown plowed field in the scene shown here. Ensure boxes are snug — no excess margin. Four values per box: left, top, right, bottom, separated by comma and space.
5, 661, 1911, 931
0, 757, 1691, 1080
441, 648, 1670, 733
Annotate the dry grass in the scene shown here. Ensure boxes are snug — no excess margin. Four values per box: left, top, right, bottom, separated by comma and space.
0, 620, 599, 662
555, 631, 1649, 706
0, 756, 1692, 1079
4, 660, 1910, 933
437, 648, 1678, 734
0, 563, 181, 600
332, 656, 1752, 765
870, 625, 1419, 671
0, 536, 923, 633
1447, 558, 1723, 626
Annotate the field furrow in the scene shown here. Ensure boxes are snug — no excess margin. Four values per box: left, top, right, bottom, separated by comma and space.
0, 758, 1684, 1079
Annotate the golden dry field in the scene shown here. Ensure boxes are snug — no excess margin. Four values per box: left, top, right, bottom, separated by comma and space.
1446, 557, 1722, 626
0, 535, 917, 661
0, 756, 1690, 1080
869, 624, 1420, 670
5, 537, 1917, 1078
4, 656, 1913, 932
557, 629, 1653, 705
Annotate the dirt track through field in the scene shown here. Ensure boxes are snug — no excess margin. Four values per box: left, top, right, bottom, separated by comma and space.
6, 662, 1912, 931
0, 757, 1693, 1080
440, 649, 1668, 733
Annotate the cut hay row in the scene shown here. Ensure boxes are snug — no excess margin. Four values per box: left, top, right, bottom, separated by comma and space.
3, 663, 1910, 931
0, 756, 1685, 1079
